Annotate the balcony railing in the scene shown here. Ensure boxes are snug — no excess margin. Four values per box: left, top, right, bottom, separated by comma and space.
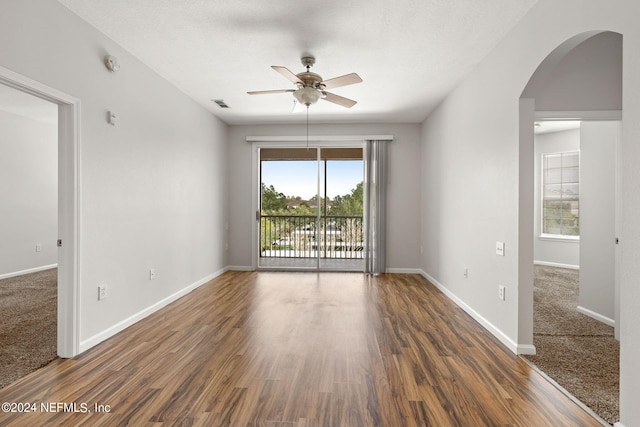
261, 215, 364, 259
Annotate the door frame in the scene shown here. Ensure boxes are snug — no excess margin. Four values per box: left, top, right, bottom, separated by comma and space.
249, 136, 391, 271
257, 145, 324, 271
534, 110, 622, 339
0, 66, 81, 358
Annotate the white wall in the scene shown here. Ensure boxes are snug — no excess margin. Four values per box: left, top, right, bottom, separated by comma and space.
533, 128, 580, 268
579, 121, 618, 324
0, 109, 57, 276
227, 123, 421, 271
419, 1, 640, 424
0, 0, 229, 348
523, 31, 622, 111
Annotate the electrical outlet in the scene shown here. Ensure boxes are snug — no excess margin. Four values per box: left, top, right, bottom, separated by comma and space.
498, 285, 506, 301
98, 286, 107, 301
149, 268, 155, 280
36, 244, 42, 252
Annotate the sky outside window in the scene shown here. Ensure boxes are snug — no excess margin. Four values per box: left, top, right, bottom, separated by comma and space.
261, 160, 363, 200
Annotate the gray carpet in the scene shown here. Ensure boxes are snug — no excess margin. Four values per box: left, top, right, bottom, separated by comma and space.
0, 268, 58, 389
524, 265, 619, 425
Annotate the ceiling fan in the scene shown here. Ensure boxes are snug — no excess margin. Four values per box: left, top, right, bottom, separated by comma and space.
247, 56, 362, 108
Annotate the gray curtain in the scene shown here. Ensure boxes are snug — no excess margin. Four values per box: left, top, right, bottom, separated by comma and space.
363, 139, 389, 274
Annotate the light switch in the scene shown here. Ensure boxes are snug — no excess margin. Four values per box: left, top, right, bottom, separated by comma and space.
496, 241, 505, 256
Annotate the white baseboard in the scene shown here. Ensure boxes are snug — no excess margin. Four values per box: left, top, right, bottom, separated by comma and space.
534, 260, 579, 270
419, 270, 530, 355
79, 267, 229, 353
577, 305, 615, 327
0, 264, 58, 280
386, 268, 423, 274
614, 422, 626, 427
517, 343, 537, 355
226, 265, 255, 271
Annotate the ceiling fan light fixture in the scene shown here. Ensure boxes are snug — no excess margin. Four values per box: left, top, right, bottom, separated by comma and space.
248, 56, 361, 109
293, 87, 322, 106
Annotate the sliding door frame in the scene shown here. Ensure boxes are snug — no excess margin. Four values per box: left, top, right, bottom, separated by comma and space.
250, 137, 384, 271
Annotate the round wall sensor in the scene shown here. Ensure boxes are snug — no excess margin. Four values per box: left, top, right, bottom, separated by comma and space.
104, 55, 120, 72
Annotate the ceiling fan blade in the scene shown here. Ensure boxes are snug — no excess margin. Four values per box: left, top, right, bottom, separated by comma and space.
247, 89, 295, 95
271, 66, 303, 84
321, 73, 362, 90
322, 91, 357, 108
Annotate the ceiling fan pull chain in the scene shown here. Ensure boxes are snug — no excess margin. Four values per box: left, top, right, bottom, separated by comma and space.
306, 105, 309, 150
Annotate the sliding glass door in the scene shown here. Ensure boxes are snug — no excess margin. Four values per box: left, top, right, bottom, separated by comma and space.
258, 146, 363, 271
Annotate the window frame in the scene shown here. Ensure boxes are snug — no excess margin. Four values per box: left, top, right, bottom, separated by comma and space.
539, 150, 581, 241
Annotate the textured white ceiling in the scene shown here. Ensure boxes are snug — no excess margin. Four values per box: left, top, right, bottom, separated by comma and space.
57, 0, 538, 125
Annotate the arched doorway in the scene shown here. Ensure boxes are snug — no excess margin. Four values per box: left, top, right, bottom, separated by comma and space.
518, 31, 622, 424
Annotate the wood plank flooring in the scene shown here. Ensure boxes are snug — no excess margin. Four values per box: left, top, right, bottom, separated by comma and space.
0, 271, 601, 426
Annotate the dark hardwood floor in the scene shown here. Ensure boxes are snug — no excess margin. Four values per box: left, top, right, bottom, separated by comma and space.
0, 271, 601, 426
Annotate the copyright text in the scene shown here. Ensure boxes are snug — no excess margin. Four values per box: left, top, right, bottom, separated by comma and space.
2, 401, 111, 413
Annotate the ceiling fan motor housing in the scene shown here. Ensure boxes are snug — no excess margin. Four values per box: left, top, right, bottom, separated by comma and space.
296, 71, 324, 89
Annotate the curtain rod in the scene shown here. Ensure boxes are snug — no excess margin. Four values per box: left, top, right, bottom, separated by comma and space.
246, 135, 394, 142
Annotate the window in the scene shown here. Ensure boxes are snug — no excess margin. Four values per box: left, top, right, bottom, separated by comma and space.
542, 151, 580, 237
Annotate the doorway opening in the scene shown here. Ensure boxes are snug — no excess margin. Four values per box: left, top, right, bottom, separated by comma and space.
258, 146, 364, 271
526, 119, 620, 423
0, 67, 80, 360
0, 84, 58, 387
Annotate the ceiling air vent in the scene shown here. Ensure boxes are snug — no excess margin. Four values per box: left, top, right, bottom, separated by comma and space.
212, 99, 229, 108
